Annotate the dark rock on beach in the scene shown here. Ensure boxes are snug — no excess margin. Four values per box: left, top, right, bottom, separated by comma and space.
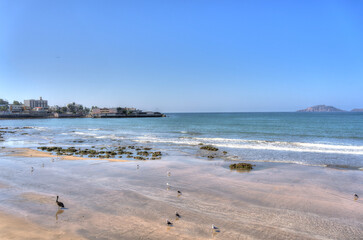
229, 163, 254, 170
200, 145, 219, 151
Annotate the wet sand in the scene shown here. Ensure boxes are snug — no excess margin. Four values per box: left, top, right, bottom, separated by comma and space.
0, 148, 362, 239
6, 148, 129, 162
0, 212, 82, 240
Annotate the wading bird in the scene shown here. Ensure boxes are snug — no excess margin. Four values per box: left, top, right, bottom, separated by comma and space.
56, 196, 65, 208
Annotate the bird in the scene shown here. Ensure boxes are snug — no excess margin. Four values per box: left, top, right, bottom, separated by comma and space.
175, 212, 181, 218
212, 224, 218, 230
354, 194, 359, 200
31, 167, 34, 172
167, 171, 171, 176
166, 219, 173, 226
166, 183, 170, 186
177, 190, 182, 195
137, 164, 140, 169
56, 196, 65, 208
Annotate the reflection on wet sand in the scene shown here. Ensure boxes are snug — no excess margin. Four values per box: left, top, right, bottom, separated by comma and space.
55, 209, 64, 221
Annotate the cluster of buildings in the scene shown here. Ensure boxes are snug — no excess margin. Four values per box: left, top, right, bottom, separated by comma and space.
0, 97, 165, 118
90, 107, 164, 118
8, 97, 49, 113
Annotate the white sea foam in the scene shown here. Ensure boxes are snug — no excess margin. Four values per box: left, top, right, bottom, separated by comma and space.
33, 127, 48, 131
134, 136, 363, 155
73, 131, 97, 136
95, 134, 124, 140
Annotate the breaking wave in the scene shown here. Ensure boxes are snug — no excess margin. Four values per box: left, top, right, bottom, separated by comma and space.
135, 136, 363, 155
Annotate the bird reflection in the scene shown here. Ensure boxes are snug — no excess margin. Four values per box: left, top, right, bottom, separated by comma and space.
212, 231, 220, 238
55, 209, 64, 221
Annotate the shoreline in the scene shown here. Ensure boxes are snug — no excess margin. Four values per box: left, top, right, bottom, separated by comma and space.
3, 148, 129, 162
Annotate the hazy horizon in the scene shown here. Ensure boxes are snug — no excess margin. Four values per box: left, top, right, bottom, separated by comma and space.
1, 0, 362, 112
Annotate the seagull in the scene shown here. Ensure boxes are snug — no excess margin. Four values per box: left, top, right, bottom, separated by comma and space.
212, 224, 218, 230
175, 212, 181, 218
166, 183, 170, 186
166, 219, 173, 226
354, 193, 359, 200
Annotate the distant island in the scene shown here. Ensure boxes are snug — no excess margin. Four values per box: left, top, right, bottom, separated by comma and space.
297, 105, 363, 112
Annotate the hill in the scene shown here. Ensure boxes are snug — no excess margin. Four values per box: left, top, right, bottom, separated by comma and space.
297, 105, 345, 112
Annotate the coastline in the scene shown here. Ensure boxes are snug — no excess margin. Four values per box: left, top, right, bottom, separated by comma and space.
0, 114, 362, 239
3, 148, 129, 162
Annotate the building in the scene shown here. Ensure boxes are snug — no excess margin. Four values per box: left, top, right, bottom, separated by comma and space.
24, 97, 48, 109
90, 107, 163, 118
9, 104, 24, 113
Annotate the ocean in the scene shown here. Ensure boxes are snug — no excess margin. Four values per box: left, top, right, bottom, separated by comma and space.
1, 112, 363, 169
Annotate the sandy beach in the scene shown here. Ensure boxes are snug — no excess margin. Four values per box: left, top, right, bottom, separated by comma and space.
3, 147, 129, 162
0, 147, 362, 239
0, 211, 82, 240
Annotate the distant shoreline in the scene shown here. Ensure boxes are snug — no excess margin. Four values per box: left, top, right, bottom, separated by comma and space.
0, 113, 166, 120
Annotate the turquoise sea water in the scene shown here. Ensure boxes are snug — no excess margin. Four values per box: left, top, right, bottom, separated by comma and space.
1, 112, 363, 168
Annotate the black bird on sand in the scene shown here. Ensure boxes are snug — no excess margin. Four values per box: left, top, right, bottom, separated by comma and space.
175, 212, 181, 218
177, 190, 182, 195
354, 193, 359, 199
56, 196, 65, 208
166, 219, 173, 226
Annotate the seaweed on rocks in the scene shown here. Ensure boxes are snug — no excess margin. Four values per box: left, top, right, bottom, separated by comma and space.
200, 145, 218, 151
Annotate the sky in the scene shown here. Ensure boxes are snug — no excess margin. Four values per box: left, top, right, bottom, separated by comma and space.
0, 0, 362, 112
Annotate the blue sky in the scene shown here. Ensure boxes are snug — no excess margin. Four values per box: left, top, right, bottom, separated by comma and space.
1, 0, 362, 112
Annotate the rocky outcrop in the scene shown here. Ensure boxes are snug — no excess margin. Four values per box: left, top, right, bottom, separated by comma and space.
297, 105, 345, 112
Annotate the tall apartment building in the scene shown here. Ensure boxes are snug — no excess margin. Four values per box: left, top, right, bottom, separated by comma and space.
24, 97, 48, 109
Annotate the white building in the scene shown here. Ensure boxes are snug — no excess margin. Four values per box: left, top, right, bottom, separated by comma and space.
9, 104, 24, 113
24, 97, 48, 109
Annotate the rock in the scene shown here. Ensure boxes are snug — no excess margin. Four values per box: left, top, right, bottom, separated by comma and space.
200, 145, 218, 151
229, 163, 253, 170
